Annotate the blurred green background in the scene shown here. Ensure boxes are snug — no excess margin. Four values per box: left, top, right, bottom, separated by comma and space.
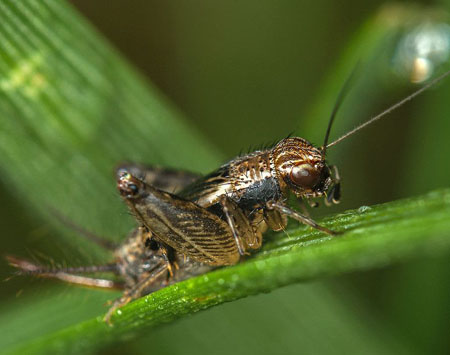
1, 0, 450, 354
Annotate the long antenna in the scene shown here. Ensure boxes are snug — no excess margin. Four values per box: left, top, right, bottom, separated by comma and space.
326, 69, 450, 149
48, 206, 117, 251
321, 64, 359, 156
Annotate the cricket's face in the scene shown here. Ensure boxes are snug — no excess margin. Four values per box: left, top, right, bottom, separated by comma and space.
271, 137, 338, 202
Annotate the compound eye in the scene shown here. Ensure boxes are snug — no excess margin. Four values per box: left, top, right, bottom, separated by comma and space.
290, 164, 320, 188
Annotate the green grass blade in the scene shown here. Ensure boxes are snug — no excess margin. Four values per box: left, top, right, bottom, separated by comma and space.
6, 188, 450, 354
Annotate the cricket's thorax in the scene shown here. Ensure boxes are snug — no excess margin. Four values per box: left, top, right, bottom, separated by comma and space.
180, 150, 281, 210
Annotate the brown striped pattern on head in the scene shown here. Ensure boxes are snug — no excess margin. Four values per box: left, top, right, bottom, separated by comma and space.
270, 137, 328, 197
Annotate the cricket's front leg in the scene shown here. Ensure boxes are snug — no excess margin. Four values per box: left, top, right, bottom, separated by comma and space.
116, 171, 240, 266
219, 197, 262, 253
266, 201, 339, 235
325, 165, 341, 206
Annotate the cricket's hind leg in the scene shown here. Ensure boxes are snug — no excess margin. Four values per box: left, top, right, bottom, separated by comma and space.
6, 255, 123, 290
104, 262, 169, 324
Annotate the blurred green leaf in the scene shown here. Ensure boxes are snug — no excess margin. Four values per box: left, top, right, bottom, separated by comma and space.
0, 0, 222, 253
1, 1, 450, 355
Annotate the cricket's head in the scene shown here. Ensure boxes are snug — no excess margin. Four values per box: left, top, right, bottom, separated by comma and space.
271, 137, 340, 204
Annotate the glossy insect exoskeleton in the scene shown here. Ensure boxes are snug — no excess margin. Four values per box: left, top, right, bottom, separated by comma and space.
116, 137, 340, 268
7, 69, 450, 323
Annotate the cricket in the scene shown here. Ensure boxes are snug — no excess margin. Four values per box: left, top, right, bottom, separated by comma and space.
7, 69, 450, 324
